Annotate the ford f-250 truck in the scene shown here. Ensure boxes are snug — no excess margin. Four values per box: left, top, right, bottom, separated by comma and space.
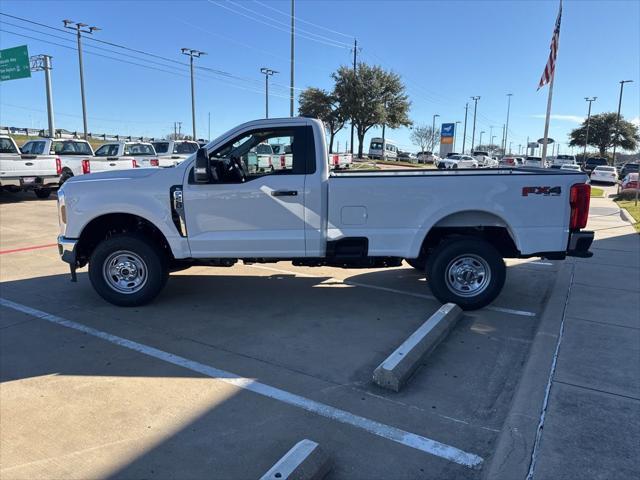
57, 118, 593, 309
0, 135, 61, 198
20, 138, 93, 184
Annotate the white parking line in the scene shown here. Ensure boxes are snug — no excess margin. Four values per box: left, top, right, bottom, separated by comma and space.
0, 297, 484, 469
247, 265, 536, 318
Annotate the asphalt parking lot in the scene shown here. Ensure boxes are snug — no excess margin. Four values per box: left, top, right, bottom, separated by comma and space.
0, 191, 561, 479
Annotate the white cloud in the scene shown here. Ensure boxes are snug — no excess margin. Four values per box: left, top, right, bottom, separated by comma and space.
531, 114, 584, 123
630, 116, 640, 126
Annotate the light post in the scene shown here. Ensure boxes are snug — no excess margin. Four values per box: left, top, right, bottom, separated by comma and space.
260, 67, 278, 119
63, 20, 99, 139
503, 93, 513, 152
181, 48, 206, 140
611, 80, 633, 166
453, 120, 461, 153
479, 130, 485, 147
470, 96, 480, 151
462, 103, 469, 154
431, 114, 440, 153
583, 97, 597, 162
491, 135, 496, 150
30, 55, 55, 138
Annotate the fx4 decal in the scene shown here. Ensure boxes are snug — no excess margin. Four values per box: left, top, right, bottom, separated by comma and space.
522, 186, 562, 196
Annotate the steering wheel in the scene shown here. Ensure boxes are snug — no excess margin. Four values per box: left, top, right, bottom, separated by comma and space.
229, 155, 246, 182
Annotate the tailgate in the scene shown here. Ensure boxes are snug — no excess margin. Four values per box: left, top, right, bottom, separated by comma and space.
7, 156, 58, 177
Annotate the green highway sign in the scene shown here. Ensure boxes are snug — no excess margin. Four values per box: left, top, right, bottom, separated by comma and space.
0, 45, 31, 82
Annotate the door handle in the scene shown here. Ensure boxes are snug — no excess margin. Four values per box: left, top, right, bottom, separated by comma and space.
25, 162, 33, 166
271, 190, 298, 197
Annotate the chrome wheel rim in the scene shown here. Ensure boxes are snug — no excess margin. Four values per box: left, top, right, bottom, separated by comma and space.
103, 250, 148, 294
445, 254, 491, 297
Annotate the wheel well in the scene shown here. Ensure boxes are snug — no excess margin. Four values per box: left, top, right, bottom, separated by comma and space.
420, 226, 520, 258
75, 213, 172, 267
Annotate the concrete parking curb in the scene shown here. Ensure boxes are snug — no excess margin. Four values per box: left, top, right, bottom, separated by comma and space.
259, 439, 331, 480
483, 263, 573, 480
373, 303, 463, 392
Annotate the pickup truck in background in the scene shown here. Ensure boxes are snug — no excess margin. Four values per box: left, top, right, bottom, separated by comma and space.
151, 140, 199, 167
0, 135, 61, 198
472, 151, 499, 168
92, 141, 159, 172
57, 118, 593, 310
20, 138, 93, 184
550, 154, 577, 169
328, 153, 352, 169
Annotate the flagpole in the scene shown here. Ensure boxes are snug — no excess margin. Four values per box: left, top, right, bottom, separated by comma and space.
541, 74, 555, 167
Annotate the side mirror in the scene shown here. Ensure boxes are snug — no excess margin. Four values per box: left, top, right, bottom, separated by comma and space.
194, 147, 211, 183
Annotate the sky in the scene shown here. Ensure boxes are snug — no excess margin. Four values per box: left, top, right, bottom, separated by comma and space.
0, 0, 639, 155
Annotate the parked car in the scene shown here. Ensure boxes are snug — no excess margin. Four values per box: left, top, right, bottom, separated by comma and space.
582, 157, 608, 174
618, 172, 639, 193
20, 138, 93, 184
590, 165, 618, 184
524, 156, 545, 168
500, 156, 524, 167
151, 140, 199, 168
620, 162, 639, 179
93, 142, 159, 172
0, 135, 61, 198
560, 164, 582, 172
397, 151, 416, 162
551, 154, 577, 169
416, 151, 438, 164
472, 151, 498, 168
56, 117, 593, 310
437, 154, 478, 169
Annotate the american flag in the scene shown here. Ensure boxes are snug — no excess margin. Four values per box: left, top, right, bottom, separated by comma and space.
538, 0, 563, 90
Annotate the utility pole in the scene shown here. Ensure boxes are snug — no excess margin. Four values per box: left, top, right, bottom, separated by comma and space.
290, 0, 295, 116
178, 122, 182, 137
208, 112, 211, 140
174, 122, 177, 139
431, 114, 440, 153
462, 103, 469, 154
582, 97, 596, 162
181, 48, 206, 140
30, 54, 55, 138
479, 130, 485, 147
611, 80, 633, 166
470, 96, 480, 151
350, 38, 358, 155
489, 125, 494, 148
260, 67, 278, 118
491, 135, 496, 147
63, 20, 99, 140
503, 93, 513, 152
454, 120, 461, 153
501, 125, 505, 153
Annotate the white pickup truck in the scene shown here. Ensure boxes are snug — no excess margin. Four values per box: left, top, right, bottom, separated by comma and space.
93, 141, 159, 171
151, 140, 200, 168
57, 118, 594, 309
20, 138, 93, 184
0, 135, 61, 198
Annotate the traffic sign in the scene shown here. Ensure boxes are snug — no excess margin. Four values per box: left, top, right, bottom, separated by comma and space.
0, 45, 31, 82
441, 123, 455, 138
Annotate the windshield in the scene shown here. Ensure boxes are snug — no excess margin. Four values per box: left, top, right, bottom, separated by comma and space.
370, 142, 383, 150
174, 142, 198, 154
587, 158, 607, 165
152, 142, 169, 154
595, 166, 615, 171
52, 141, 92, 155
449, 155, 461, 160
255, 144, 273, 155
0, 138, 18, 154
124, 143, 155, 156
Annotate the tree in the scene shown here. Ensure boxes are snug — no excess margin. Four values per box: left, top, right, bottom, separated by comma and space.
298, 87, 345, 153
474, 143, 503, 155
333, 63, 411, 158
410, 124, 440, 153
569, 112, 639, 158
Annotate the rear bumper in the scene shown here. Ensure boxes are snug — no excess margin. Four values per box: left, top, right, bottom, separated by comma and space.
567, 230, 594, 258
1, 176, 60, 189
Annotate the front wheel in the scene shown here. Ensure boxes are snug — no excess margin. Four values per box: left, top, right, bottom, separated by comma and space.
426, 238, 505, 310
89, 233, 168, 307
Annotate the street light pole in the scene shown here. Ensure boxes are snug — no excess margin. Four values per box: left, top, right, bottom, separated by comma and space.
63, 20, 99, 140
503, 93, 513, 152
583, 96, 597, 162
470, 96, 480, 151
454, 120, 461, 153
289, 0, 295, 117
30, 54, 56, 138
431, 114, 440, 153
181, 48, 206, 140
479, 130, 485, 147
462, 103, 469, 154
260, 67, 278, 119
611, 80, 633, 166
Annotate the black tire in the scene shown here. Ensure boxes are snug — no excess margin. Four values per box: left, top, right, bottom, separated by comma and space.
34, 188, 51, 199
59, 169, 74, 185
426, 238, 505, 310
405, 257, 426, 271
89, 233, 168, 307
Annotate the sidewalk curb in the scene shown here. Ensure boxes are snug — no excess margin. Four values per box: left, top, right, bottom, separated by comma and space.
483, 263, 573, 480
620, 207, 635, 225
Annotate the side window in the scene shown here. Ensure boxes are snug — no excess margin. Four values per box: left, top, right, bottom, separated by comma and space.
21, 142, 32, 154
95, 145, 108, 156
205, 126, 314, 183
31, 142, 46, 155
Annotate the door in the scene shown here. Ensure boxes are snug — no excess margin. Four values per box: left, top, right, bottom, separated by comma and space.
183, 126, 314, 258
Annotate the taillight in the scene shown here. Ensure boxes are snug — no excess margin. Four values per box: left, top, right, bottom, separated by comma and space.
280, 155, 286, 168
333, 155, 339, 165
81, 159, 90, 174
570, 183, 590, 230
132, 159, 138, 168
150, 158, 159, 167
55, 157, 62, 175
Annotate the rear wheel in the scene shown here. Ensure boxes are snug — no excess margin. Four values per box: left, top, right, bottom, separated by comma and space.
89, 233, 168, 307
426, 238, 505, 310
59, 169, 74, 185
34, 188, 51, 199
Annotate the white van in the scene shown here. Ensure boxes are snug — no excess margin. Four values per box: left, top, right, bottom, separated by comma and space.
368, 137, 398, 160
